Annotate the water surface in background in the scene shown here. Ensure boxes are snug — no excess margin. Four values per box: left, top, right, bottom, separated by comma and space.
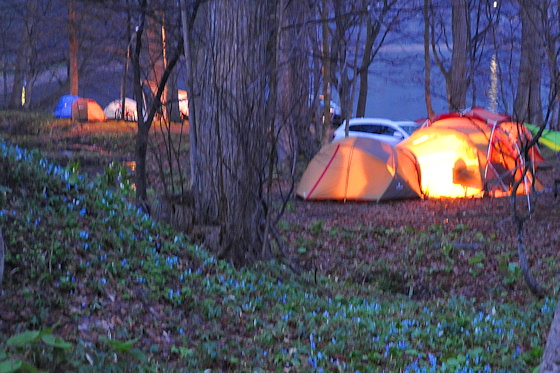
363, 44, 449, 121
362, 42, 507, 122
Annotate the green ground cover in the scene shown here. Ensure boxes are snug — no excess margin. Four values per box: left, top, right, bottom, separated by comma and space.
0, 112, 557, 372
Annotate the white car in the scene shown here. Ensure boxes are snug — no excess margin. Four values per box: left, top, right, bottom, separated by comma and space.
332, 117, 419, 145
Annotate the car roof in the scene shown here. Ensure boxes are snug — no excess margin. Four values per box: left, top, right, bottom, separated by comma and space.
393, 120, 419, 126
347, 117, 395, 125
335, 117, 402, 131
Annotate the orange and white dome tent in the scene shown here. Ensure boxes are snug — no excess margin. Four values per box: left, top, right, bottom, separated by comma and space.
296, 137, 422, 202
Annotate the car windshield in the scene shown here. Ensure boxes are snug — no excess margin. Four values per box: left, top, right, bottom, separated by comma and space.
397, 123, 418, 135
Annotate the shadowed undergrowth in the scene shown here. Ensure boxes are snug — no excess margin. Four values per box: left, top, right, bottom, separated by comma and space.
0, 112, 558, 371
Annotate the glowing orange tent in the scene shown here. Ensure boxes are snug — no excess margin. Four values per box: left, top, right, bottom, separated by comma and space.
296, 137, 421, 202
397, 116, 543, 198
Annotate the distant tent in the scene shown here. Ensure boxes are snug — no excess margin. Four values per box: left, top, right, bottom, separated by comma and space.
525, 123, 560, 152
53, 95, 79, 118
71, 98, 106, 122
104, 98, 140, 121
178, 90, 189, 119
397, 117, 543, 198
296, 137, 421, 202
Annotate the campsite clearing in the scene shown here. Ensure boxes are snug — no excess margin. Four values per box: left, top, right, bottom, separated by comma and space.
1, 112, 558, 303
1, 112, 560, 371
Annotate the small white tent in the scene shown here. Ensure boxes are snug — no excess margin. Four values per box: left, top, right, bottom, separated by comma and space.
104, 98, 141, 121
178, 90, 189, 119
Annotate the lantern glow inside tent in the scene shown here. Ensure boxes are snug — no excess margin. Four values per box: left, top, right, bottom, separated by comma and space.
397, 116, 543, 198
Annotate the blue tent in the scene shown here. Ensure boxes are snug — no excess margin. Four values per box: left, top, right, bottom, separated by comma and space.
53, 95, 79, 118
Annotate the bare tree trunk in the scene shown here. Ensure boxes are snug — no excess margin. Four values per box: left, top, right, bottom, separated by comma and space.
513, 215, 545, 297
68, 0, 79, 96
355, 19, 374, 118
355, 0, 397, 118
423, 0, 434, 118
540, 298, 560, 372
544, 0, 560, 130
9, 0, 36, 109
321, 0, 332, 145
509, 154, 546, 298
275, 0, 295, 174
191, 0, 274, 265
179, 0, 199, 185
132, 0, 183, 205
132, 1, 149, 203
147, 9, 167, 120
294, 8, 318, 161
448, 0, 468, 111
514, 0, 544, 125
0, 228, 4, 293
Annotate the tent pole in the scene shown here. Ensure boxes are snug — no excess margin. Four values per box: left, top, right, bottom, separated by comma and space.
343, 142, 355, 203
484, 123, 496, 181
484, 123, 508, 194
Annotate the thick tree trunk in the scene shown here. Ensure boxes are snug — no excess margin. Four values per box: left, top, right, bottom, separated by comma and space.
544, 1, 559, 130
191, 0, 273, 265
275, 0, 292, 174
132, 2, 149, 203
9, 54, 26, 109
9, 0, 36, 109
356, 21, 374, 118
423, 0, 434, 118
147, 10, 167, 120
275, 0, 311, 174
68, 0, 79, 96
514, 0, 544, 125
0, 228, 4, 293
447, 0, 468, 112
540, 298, 560, 372
179, 0, 198, 185
320, 0, 332, 145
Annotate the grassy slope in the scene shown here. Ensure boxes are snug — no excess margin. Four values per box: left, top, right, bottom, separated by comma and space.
0, 112, 557, 372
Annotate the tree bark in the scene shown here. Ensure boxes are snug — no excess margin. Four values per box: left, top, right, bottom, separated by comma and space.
190, 0, 274, 265
275, 0, 295, 175
131, 1, 149, 203
132, 0, 182, 205
147, 9, 167, 120
321, 0, 332, 145
540, 298, 560, 372
355, 0, 397, 118
68, 0, 79, 96
513, 0, 544, 126
356, 20, 374, 118
9, 0, 37, 109
447, 0, 468, 112
0, 228, 4, 293
544, 0, 559, 130
423, 0, 434, 118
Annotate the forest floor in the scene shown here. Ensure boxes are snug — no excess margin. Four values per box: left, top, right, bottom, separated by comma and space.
1, 112, 560, 370
2, 114, 559, 304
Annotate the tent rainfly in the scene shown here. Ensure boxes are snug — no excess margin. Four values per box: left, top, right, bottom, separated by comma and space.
296, 137, 421, 202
